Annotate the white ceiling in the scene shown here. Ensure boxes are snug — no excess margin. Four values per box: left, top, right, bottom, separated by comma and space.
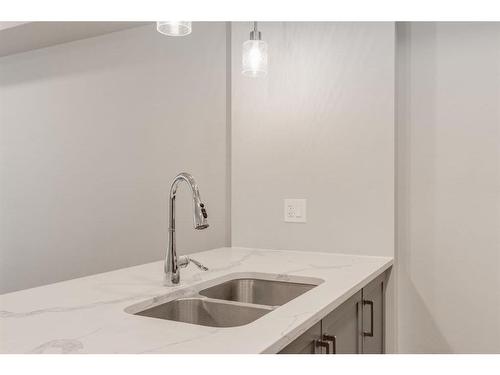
0, 22, 152, 57
0, 22, 27, 31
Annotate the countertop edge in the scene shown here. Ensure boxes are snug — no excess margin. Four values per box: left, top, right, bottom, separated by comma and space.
261, 258, 394, 354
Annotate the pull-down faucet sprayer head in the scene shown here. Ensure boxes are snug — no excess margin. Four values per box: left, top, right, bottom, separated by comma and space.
193, 197, 209, 230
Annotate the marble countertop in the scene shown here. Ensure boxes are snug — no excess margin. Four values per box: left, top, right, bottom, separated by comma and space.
0, 247, 393, 353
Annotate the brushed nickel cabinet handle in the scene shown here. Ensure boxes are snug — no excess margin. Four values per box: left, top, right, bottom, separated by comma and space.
314, 339, 329, 354
322, 334, 337, 354
363, 300, 374, 337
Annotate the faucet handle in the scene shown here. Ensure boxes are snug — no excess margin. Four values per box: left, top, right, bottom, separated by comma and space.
188, 257, 209, 271
178, 256, 209, 271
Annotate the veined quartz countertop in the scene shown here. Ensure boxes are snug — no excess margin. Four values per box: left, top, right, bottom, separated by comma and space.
0, 247, 392, 353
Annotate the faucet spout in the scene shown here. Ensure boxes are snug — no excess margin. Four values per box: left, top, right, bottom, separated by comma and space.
165, 172, 209, 286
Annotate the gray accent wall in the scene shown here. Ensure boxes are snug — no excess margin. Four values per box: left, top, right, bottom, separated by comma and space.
230, 22, 395, 257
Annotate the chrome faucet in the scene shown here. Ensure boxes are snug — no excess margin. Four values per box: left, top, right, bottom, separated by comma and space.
164, 172, 209, 286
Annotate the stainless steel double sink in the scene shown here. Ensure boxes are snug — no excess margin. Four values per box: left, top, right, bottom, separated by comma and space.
125, 274, 322, 328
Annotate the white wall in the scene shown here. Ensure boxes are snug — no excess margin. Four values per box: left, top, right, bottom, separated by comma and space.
0, 23, 228, 294
396, 22, 500, 353
231, 22, 395, 257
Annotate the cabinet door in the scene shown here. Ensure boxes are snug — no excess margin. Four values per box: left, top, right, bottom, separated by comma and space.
321, 291, 362, 354
362, 272, 386, 354
278, 322, 322, 354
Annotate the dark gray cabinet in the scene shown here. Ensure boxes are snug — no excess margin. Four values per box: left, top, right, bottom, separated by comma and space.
278, 271, 387, 354
361, 272, 385, 354
278, 322, 322, 354
321, 291, 362, 353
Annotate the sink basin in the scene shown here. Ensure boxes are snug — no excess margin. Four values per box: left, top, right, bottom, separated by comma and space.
126, 273, 322, 328
134, 298, 272, 327
199, 278, 317, 306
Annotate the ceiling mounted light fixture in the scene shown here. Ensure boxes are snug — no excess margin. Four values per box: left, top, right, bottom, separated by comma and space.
156, 21, 192, 36
242, 22, 268, 78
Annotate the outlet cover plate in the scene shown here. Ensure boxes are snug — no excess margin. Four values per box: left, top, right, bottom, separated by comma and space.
284, 199, 307, 223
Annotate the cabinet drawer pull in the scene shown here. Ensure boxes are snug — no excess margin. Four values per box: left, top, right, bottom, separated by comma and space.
314, 339, 329, 354
322, 334, 337, 354
363, 300, 374, 337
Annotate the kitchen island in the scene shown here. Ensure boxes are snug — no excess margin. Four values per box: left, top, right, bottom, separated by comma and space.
0, 247, 392, 353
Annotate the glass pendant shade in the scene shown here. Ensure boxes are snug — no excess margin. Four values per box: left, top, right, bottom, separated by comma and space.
156, 21, 192, 36
242, 39, 268, 77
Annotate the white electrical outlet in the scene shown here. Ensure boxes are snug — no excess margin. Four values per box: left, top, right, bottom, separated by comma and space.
284, 199, 307, 223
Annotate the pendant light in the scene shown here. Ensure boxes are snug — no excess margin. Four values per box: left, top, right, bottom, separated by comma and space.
156, 22, 192, 36
242, 22, 268, 77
